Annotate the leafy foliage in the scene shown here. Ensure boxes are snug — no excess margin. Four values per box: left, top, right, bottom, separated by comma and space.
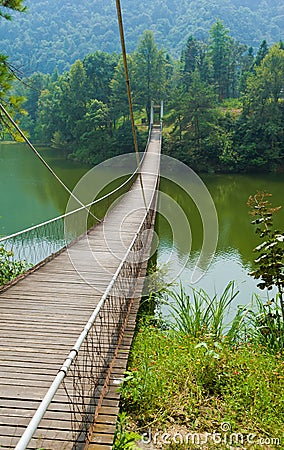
120, 324, 284, 438
0, 246, 28, 286
248, 192, 284, 322
234, 44, 284, 171
165, 38, 284, 172
0, 0, 283, 74
7, 22, 284, 173
0, 0, 26, 20
11, 34, 160, 163
0, 0, 26, 136
113, 412, 139, 450
119, 276, 284, 440
134, 30, 167, 120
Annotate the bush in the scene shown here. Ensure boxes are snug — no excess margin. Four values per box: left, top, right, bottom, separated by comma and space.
0, 246, 28, 286
247, 192, 284, 351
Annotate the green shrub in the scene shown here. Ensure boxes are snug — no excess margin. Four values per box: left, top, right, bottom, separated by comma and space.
248, 192, 284, 352
0, 246, 28, 286
113, 412, 140, 450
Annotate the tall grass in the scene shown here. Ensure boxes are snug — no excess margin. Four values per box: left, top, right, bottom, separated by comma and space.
246, 293, 284, 353
164, 281, 246, 344
117, 282, 284, 447
120, 325, 284, 441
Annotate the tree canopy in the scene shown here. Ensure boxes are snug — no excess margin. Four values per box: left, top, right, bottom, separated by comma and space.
11, 23, 283, 173
0, 0, 283, 74
0, 0, 26, 20
0, 0, 26, 137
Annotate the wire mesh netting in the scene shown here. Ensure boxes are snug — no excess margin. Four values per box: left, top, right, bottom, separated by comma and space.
0, 218, 67, 267
0, 146, 150, 279
61, 205, 155, 446
23, 201, 157, 450
2, 126, 159, 449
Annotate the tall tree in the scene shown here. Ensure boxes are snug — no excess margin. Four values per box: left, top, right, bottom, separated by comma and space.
59, 60, 87, 143
110, 55, 137, 123
169, 71, 219, 167
36, 83, 62, 143
227, 40, 247, 98
236, 44, 284, 170
35, 61, 88, 146
238, 46, 255, 93
83, 51, 118, 105
254, 40, 269, 67
209, 20, 233, 101
0, 0, 26, 136
181, 35, 200, 89
133, 30, 166, 122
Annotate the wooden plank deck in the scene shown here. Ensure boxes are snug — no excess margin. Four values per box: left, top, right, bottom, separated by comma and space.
87, 295, 141, 450
0, 127, 161, 449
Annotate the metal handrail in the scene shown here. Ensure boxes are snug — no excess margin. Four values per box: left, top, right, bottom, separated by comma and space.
14, 126, 160, 450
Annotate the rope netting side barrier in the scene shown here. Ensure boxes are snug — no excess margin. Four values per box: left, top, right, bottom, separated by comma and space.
63, 207, 155, 446
0, 127, 152, 284
0, 216, 67, 268
14, 168, 159, 449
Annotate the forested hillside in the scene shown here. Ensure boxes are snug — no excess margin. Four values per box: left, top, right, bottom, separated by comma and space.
0, 0, 283, 74
11, 24, 283, 173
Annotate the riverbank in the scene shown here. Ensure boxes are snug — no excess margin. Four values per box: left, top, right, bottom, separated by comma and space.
0, 140, 51, 146
119, 329, 283, 449
114, 285, 284, 450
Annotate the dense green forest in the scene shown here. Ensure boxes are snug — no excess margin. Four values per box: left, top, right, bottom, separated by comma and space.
0, 0, 283, 74
9, 21, 283, 173
1, 0, 283, 173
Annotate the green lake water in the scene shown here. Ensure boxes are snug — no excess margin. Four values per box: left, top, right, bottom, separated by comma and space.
156, 171, 284, 311
1, 142, 283, 309
0, 143, 89, 235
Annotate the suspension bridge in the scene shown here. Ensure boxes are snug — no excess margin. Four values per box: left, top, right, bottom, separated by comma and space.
0, 113, 162, 449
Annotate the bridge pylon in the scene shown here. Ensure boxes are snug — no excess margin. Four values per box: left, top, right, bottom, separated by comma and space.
150, 100, 164, 127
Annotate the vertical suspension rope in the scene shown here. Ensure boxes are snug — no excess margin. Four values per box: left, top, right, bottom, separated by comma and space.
115, 0, 147, 209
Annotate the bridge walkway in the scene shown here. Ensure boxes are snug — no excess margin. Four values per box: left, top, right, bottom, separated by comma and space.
0, 126, 161, 449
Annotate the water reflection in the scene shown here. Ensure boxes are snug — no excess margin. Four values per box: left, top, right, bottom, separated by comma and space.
156, 172, 284, 306
0, 143, 89, 235
1, 143, 283, 306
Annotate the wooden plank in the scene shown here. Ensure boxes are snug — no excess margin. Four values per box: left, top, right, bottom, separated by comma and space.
88, 434, 114, 445
0, 127, 161, 448
87, 445, 112, 450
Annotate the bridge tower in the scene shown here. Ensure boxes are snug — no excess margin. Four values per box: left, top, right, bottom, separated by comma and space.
150, 100, 164, 126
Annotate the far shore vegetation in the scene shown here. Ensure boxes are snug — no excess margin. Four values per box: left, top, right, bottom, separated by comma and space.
1, 19, 283, 174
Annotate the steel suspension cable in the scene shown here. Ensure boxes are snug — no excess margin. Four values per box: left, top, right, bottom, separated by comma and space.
0, 103, 101, 222
115, 0, 147, 209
